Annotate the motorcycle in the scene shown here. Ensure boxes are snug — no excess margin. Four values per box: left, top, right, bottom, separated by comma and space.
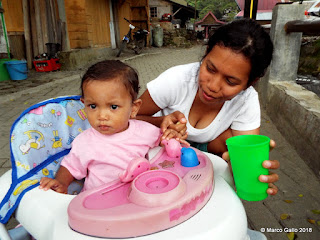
116, 18, 149, 57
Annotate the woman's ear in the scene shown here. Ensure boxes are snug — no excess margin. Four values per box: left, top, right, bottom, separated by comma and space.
247, 78, 260, 88
130, 99, 142, 118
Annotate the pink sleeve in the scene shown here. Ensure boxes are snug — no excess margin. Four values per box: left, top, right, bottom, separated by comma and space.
143, 122, 162, 147
60, 142, 88, 180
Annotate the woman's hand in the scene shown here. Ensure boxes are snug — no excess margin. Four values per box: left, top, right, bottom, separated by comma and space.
222, 139, 279, 196
160, 111, 189, 145
259, 139, 279, 195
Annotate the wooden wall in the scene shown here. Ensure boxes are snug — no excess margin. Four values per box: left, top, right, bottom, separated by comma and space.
64, 0, 89, 49
2, 0, 25, 59
117, 0, 150, 45
86, 0, 111, 47
65, 0, 111, 49
2, 0, 150, 57
2, 0, 61, 59
2, 0, 24, 32
117, 1, 133, 40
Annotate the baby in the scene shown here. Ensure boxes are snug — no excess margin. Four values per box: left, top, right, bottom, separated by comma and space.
40, 60, 161, 193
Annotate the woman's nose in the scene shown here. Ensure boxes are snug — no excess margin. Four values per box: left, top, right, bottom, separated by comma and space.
207, 75, 222, 93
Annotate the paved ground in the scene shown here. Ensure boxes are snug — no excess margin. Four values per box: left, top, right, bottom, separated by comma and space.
1, 45, 320, 240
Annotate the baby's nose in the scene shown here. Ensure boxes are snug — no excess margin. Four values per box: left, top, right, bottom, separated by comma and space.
99, 109, 110, 120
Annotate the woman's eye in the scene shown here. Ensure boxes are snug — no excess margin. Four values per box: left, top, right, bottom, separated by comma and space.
111, 105, 118, 110
89, 104, 96, 109
226, 78, 237, 86
206, 65, 215, 73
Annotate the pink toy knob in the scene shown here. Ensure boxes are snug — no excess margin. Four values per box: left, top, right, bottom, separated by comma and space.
119, 157, 150, 183
161, 139, 182, 158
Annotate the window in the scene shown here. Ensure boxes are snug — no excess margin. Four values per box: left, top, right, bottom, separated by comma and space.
150, 7, 157, 18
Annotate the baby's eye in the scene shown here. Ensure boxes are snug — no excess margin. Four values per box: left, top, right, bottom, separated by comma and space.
111, 105, 118, 110
89, 104, 96, 109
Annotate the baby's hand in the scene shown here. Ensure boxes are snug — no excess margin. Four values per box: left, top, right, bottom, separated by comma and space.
161, 111, 189, 146
161, 111, 187, 135
39, 177, 68, 194
161, 127, 190, 146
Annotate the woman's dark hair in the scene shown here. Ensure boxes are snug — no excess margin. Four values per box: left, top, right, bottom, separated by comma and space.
203, 18, 273, 86
81, 60, 140, 100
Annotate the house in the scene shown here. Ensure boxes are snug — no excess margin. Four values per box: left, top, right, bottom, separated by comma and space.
195, 11, 226, 40
234, 0, 292, 25
149, 0, 197, 27
0, 0, 150, 69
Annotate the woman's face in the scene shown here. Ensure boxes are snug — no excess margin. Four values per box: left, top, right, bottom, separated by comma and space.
81, 78, 139, 135
198, 45, 252, 107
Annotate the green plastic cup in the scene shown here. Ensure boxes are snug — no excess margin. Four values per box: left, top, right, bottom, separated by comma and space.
226, 135, 270, 201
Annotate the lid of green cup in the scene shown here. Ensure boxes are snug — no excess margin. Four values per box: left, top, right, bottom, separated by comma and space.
226, 135, 270, 147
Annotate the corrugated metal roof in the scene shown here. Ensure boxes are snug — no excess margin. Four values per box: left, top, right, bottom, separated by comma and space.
308, 0, 320, 13
195, 11, 226, 25
235, 0, 291, 10
169, 0, 188, 7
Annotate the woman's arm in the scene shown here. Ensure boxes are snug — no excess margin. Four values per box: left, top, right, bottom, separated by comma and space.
207, 128, 260, 157
137, 90, 164, 127
138, 89, 188, 143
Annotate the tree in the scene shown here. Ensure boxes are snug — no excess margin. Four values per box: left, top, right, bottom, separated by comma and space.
186, 0, 239, 21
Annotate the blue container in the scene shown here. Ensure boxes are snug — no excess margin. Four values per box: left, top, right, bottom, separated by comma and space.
5, 60, 28, 80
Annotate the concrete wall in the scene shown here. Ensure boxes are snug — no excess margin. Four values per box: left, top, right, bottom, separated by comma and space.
58, 47, 114, 70
264, 81, 320, 177
257, 2, 320, 178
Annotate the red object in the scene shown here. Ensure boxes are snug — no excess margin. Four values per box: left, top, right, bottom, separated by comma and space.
33, 58, 61, 72
161, 13, 172, 22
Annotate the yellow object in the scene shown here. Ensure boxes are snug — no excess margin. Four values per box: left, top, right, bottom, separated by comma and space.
250, 0, 254, 19
13, 179, 38, 195
42, 168, 50, 176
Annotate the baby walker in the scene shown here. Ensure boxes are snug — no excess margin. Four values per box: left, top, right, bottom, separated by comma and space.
0, 96, 251, 240
68, 139, 214, 238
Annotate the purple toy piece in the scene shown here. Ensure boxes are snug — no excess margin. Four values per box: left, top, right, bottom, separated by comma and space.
161, 139, 182, 158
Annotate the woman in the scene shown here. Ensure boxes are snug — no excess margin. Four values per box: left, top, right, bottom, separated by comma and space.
137, 18, 279, 195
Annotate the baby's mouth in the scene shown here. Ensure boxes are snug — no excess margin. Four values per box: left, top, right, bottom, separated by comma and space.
99, 125, 110, 131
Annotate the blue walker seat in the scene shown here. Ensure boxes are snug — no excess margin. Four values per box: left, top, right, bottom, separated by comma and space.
0, 96, 90, 223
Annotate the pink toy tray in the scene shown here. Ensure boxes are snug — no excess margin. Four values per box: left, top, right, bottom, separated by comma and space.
68, 139, 214, 238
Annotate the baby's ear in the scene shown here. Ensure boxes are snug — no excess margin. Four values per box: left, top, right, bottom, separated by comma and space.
80, 97, 84, 103
130, 99, 142, 118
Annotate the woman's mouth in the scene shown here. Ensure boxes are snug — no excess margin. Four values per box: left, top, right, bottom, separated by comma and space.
202, 90, 216, 101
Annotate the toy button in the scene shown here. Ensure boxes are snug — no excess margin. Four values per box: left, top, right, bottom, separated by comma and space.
181, 148, 199, 167
134, 170, 179, 194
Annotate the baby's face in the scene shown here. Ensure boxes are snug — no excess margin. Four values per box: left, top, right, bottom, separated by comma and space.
81, 78, 135, 135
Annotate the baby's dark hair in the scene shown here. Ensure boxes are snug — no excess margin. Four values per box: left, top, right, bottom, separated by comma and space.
81, 60, 140, 100
203, 18, 273, 86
